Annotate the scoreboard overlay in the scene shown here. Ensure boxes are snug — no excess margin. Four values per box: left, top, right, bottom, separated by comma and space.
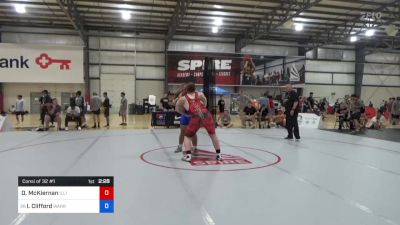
18, 176, 114, 213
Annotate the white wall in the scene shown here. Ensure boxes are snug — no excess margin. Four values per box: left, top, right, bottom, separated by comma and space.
305, 46, 356, 101
304, 84, 354, 100
136, 80, 165, 104
89, 36, 166, 104
1, 29, 86, 112
362, 86, 400, 106
363, 52, 400, 105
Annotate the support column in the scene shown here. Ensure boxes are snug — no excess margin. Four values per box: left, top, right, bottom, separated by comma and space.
234, 38, 241, 93
164, 40, 168, 93
0, 30, 3, 113
83, 35, 90, 101
355, 43, 365, 97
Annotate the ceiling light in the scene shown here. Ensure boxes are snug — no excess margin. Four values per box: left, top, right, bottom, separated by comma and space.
385, 24, 399, 37
212, 26, 219, 33
14, 4, 26, 13
213, 17, 223, 26
214, 5, 223, 9
365, 29, 375, 37
211, 11, 227, 16
119, 4, 134, 9
121, 11, 131, 20
294, 23, 303, 31
282, 20, 294, 29
350, 36, 358, 42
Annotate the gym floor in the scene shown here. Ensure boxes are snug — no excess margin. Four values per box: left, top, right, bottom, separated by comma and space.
1, 127, 399, 225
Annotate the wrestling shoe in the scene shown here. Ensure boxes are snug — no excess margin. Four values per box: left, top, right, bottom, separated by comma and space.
174, 146, 182, 153
216, 153, 223, 161
182, 154, 192, 162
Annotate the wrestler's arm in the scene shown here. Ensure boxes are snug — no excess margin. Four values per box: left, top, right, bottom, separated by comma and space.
199, 93, 207, 107
173, 92, 182, 105
176, 97, 189, 116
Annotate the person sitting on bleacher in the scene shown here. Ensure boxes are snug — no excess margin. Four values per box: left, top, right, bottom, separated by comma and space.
337, 96, 350, 131
218, 109, 233, 128
65, 101, 82, 131
366, 109, 386, 130
349, 94, 364, 133
258, 104, 269, 128
243, 102, 257, 128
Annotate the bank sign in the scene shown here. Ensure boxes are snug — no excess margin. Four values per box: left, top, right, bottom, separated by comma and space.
0, 43, 83, 83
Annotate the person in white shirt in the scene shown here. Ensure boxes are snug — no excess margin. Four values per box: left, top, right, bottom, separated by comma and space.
65, 101, 81, 131
366, 110, 386, 130
15, 95, 25, 124
90, 92, 102, 128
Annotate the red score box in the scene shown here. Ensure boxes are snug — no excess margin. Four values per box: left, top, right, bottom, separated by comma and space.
100, 186, 114, 200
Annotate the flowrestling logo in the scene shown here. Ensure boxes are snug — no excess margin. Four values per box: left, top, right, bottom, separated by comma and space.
0, 54, 71, 70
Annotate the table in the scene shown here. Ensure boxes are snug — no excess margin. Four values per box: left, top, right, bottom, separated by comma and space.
151, 111, 180, 128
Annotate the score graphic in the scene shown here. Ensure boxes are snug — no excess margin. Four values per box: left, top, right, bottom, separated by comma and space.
18, 176, 114, 213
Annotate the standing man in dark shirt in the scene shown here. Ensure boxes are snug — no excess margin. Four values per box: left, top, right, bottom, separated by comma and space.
217, 96, 225, 114
39, 90, 52, 126
284, 84, 300, 140
160, 93, 171, 111
243, 102, 257, 128
307, 92, 315, 112
103, 92, 110, 127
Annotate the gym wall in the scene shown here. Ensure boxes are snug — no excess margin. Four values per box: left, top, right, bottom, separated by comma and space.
0, 28, 85, 112
305, 46, 400, 106
88, 33, 165, 110
0, 27, 167, 112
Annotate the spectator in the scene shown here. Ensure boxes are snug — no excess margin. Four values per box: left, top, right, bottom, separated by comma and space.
243, 102, 257, 128
258, 104, 269, 128
160, 93, 171, 111
379, 100, 387, 113
217, 96, 225, 114
273, 110, 286, 128
238, 90, 251, 127
387, 97, 395, 122
349, 94, 364, 133
307, 92, 315, 112
267, 95, 275, 127
15, 95, 25, 125
119, 92, 128, 126
90, 92, 102, 128
284, 84, 300, 140
218, 109, 233, 128
39, 90, 52, 126
8, 105, 16, 114
75, 91, 87, 128
103, 92, 110, 127
392, 97, 400, 125
65, 101, 81, 131
259, 93, 268, 109
337, 96, 349, 131
366, 110, 386, 130
44, 98, 62, 130
319, 97, 328, 120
